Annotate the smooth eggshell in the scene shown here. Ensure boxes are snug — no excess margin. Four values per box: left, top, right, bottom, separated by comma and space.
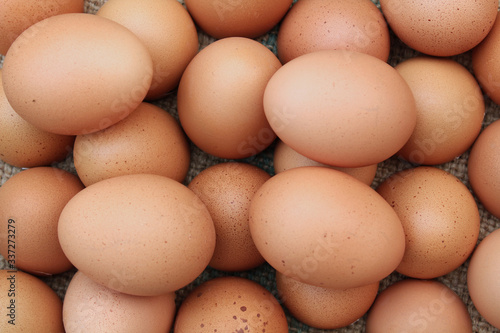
173, 276, 288, 332
264, 49, 417, 168
58, 173, 216, 296
376, 166, 480, 279
2, 13, 153, 135
63, 271, 176, 333
249, 166, 406, 290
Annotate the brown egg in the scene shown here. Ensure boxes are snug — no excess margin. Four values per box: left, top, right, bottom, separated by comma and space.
0, 167, 84, 275
58, 173, 216, 296
0, 269, 64, 332
395, 56, 484, 165
277, 0, 390, 64
184, 0, 292, 39
73, 102, 190, 187
0, 70, 74, 168
97, 0, 199, 100
0, 0, 84, 55
376, 166, 480, 279
177, 37, 280, 159
468, 119, 500, 219
379, 0, 498, 56
2, 13, 153, 135
63, 271, 176, 333
249, 166, 405, 290
275, 271, 379, 329
188, 162, 270, 271
467, 228, 500, 329
264, 49, 416, 168
173, 276, 288, 332
273, 139, 378, 186
366, 279, 472, 333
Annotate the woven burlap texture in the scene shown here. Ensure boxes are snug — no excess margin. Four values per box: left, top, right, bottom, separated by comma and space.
1, 0, 499, 332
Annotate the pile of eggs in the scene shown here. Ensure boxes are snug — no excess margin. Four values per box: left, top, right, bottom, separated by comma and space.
1, 0, 500, 332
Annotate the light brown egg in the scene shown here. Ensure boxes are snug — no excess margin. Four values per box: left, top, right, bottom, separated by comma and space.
264, 49, 416, 168
2, 13, 153, 135
467, 228, 500, 329
376, 166, 480, 279
0, 269, 64, 332
174, 276, 288, 332
0, 0, 84, 55
58, 173, 216, 296
63, 271, 176, 333
273, 139, 378, 186
395, 56, 485, 165
73, 102, 190, 187
177, 37, 281, 159
277, 0, 390, 64
249, 166, 405, 290
0, 70, 75, 168
366, 279, 472, 333
188, 162, 270, 271
97, 0, 199, 100
468, 119, 500, 219
379, 0, 498, 56
275, 271, 379, 329
0, 167, 84, 275
184, 0, 292, 39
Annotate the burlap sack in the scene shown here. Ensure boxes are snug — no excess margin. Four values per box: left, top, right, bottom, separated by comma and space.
1, 1, 499, 332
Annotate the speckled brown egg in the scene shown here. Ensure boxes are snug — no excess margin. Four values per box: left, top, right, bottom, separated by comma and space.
395, 56, 485, 165
0, 269, 64, 332
0, 167, 84, 276
188, 162, 270, 271
366, 279, 472, 333
275, 271, 379, 329
379, 0, 498, 56
73, 102, 190, 187
273, 139, 378, 186
0, 0, 84, 55
173, 276, 288, 332
0, 69, 75, 168
63, 271, 176, 333
468, 119, 500, 219
96, 0, 199, 100
376, 166, 480, 279
277, 0, 390, 64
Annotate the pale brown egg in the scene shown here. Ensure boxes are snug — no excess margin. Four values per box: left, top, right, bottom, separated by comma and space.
277, 0, 390, 64
249, 166, 405, 290
0, 0, 84, 55
366, 279, 472, 333
0, 269, 64, 332
395, 56, 484, 165
184, 0, 292, 39
177, 37, 281, 159
0, 167, 84, 276
379, 0, 498, 56
73, 102, 190, 187
468, 119, 500, 219
273, 139, 378, 186
0, 70, 75, 168
264, 49, 416, 168
376, 166, 480, 279
58, 173, 216, 296
467, 228, 500, 329
63, 271, 176, 333
275, 271, 379, 329
173, 276, 288, 332
97, 0, 199, 100
188, 162, 270, 271
2, 13, 153, 135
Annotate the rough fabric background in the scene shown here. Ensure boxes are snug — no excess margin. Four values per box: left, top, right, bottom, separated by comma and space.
1, 0, 499, 332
